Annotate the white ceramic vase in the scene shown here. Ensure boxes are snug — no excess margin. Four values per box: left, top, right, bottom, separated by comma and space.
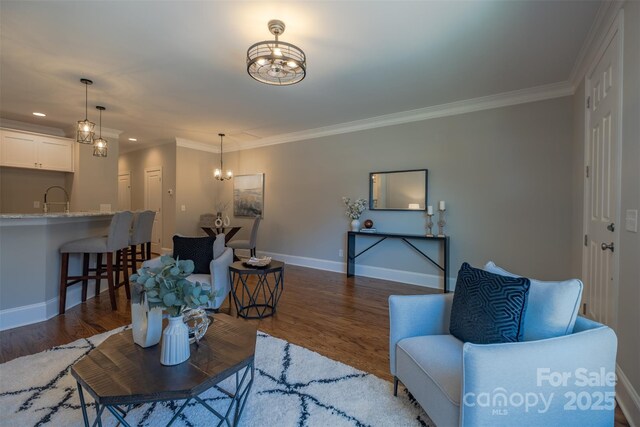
160, 315, 191, 366
131, 295, 163, 348
351, 219, 360, 231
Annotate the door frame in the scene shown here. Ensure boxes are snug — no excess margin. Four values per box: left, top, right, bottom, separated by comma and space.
144, 166, 163, 252
581, 11, 624, 328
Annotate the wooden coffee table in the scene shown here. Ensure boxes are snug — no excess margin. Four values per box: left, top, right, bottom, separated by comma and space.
71, 314, 256, 427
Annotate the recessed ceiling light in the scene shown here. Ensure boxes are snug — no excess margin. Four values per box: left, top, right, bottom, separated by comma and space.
32, 112, 46, 117
128, 138, 137, 142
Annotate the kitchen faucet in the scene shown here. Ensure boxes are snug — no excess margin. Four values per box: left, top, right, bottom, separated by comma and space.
43, 186, 70, 213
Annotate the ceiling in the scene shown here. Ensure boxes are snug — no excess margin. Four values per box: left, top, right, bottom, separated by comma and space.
0, 1, 601, 152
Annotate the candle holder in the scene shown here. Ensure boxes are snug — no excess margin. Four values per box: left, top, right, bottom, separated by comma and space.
437, 208, 446, 237
426, 213, 434, 237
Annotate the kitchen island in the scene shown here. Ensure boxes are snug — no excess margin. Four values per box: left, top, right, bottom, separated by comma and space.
0, 212, 114, 330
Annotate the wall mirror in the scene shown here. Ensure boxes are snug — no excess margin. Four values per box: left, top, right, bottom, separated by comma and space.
369, 169, 428, 211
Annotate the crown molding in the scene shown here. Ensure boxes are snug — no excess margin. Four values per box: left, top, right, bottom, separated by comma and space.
0, 119, 66, 137
569, 0, 624, 90
223, 80, 573, 153
175, 137, 218, 153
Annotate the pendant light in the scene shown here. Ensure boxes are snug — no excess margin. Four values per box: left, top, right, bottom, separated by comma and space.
246, 20, 306, 86
76, 78, 95, 144
214, 133, 232, 181
93, 106, 108, 157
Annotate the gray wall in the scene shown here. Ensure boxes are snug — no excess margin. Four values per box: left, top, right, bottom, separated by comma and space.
69, 141, 118, 212
0, 167, 70, 213
175, 146, 218, 236
212, 96, 574, 283
118, 143, 176, 249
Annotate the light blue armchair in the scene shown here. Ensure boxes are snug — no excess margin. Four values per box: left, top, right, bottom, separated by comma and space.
389, 293, 617, 426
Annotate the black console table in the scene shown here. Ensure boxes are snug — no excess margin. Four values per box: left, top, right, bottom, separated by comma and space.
347, 231, 450, 293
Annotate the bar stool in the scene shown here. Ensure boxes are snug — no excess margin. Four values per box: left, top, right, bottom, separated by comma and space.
129, 210, 156, 277
58, 211, 133, 314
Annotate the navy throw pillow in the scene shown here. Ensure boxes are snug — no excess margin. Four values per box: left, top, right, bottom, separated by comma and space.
449, 262, 531, 344
172, 236, 215, 274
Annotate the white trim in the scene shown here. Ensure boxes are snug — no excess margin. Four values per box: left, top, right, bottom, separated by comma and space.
0, 121, 66, 137
617, 365, 640, 427
0, 282, 110, 331
175, 137, 218, 153
144, 166, 164, 252
176, 81, 572, 154
569, 1, 625, 90
257, 250, 451, 291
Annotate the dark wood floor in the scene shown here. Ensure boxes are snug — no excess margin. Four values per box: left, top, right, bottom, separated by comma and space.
0, 264, 629, 426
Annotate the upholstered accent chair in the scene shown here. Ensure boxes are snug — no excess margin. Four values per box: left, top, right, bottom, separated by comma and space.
389, 266, 617, 426
142, 234, 233, 309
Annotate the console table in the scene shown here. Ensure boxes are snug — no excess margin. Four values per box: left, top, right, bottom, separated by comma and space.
347, 231, 450, 293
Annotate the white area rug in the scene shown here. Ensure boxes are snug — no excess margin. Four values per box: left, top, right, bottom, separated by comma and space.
0, 327, 433, 426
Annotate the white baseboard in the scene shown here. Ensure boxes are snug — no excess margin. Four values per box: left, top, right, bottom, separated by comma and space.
0, 281, 110, 331
258, 250, 452, 291
617, 364, 640, 427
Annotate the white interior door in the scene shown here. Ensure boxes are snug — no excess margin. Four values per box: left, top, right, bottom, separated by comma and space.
144, 167, 163, 254
583, 22, 622, 329
117, 172, 131, 211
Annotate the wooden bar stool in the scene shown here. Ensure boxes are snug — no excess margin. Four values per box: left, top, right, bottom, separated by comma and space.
128, 210, 156, 277
58, 211, 133, 314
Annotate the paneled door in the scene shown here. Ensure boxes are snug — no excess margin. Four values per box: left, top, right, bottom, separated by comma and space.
117, 172, 131, 211
583, 19, 622, 329
144, 167, 163, 254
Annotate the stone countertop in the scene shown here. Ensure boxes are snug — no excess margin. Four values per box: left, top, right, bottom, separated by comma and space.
0, 211, 116, 219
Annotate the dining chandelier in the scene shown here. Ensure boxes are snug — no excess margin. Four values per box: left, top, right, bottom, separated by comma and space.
76, 78, 95, 144
214, 133, 232, 181
93, 106, 108, 157
246, 20, 306, 86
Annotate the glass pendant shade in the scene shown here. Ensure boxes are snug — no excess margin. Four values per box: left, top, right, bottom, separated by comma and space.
214, 133, 232, 181
247, 20, 306, 86
77, 78, 95, 144
92, 106, 108, 158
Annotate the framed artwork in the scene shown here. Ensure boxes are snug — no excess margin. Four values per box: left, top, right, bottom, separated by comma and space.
233, 173, 264, 217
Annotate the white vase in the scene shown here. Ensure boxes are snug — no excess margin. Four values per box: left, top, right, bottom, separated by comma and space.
351, 219, 361, 231
160, 315, 191, 366
131, 295, 163, 348
223, 215, 231, 227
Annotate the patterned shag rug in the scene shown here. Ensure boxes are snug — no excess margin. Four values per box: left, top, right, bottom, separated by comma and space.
0, 327, 434, 426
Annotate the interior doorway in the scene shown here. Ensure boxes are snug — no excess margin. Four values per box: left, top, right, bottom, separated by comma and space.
582, 16, 623, 329
117, 172, 131, 211
144, 167, 163, 254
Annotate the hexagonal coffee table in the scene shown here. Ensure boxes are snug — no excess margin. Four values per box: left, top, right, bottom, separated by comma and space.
71, 314, 256, 427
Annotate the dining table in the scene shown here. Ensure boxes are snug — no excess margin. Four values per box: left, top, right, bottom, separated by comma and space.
201, 226, 242, 243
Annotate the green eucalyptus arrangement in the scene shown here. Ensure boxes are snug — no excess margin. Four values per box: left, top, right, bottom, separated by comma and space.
131, 255, 213, 317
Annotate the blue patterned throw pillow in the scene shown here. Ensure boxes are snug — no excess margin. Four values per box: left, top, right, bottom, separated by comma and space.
450, 262, 531, 344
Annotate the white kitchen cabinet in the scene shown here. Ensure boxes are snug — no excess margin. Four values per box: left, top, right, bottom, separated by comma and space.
0, 128, 74, 172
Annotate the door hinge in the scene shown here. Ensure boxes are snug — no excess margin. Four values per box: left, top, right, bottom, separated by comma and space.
586, 96, 591, 109
584, 234, 588, 246
582, 302, 587, 315
586, 165, 590, 178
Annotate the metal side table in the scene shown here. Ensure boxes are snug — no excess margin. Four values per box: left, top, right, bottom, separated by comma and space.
229, 260, 285, 319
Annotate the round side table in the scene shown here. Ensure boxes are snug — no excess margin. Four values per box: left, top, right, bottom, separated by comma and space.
229, 260, 285, 319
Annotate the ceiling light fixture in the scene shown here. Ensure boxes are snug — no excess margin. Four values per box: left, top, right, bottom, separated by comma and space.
128, 138, 137, 142
214, 133, 232, 181
93, 106, 108, 157
32, 112, 46, 117
76, 78, 95, 144
246, 20, 306, 86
